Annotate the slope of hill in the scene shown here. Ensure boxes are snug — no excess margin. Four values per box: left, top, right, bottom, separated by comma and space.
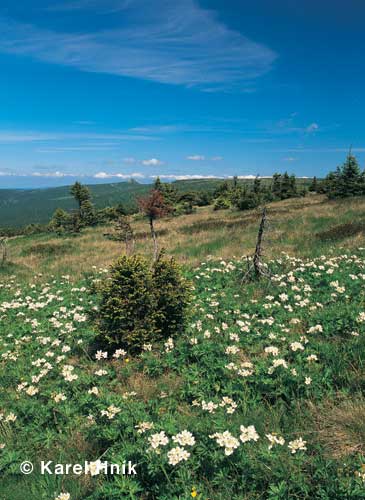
0, 177, 313, 228
0, 181, 150, 228
0, 195, 365, 499
3, 194, 365, 280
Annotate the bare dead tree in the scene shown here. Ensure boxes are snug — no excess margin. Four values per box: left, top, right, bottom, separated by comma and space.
253, 206, 267, 278
115, 215, 135, 256
0, 237, 7, 266
242, 207, 271, 282
137, 190, 172, 261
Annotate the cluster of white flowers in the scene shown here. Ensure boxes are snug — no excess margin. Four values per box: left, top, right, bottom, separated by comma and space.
54, 392, 67, 403
172, 430, 196, 447
95, 350, 108, 360
0, 412, 17, 423
113, 348, 127, 358
55, 493, 70, 500
266, 433, 285, 449
100, 404, 121, 420
167, 446, 190, 465
61, 364, 78, 382
148, 431, 169, 451
239, 425, 259, 443
164, 338, 174, 352
210, 431, 240, 456
288, 437, 307, 454
135, 421, 154, 434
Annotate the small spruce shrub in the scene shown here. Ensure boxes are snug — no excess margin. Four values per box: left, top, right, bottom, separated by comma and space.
152, 252, 191, 340
213, 196, 230, 210
96, 254, 191, 350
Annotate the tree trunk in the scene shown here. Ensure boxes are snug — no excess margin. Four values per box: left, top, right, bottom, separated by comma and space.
150, 217, 158, 261
253, 207, 267, 278
0, 238, 7, 266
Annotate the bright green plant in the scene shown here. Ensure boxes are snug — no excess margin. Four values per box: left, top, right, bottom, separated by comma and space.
96, 253, 190, 350
152, 253, 191, 340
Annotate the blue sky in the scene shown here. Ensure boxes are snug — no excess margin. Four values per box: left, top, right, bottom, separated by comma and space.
0, 0, 365, 187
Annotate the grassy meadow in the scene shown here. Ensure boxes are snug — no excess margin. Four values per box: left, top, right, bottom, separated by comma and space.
1, 195, 365, 499
4, 194, 365, 279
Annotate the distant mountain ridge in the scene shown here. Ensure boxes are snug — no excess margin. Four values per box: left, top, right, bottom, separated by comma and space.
0, 178, 223, 228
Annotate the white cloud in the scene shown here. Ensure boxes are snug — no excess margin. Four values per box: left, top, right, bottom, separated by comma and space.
36, 146, 117, 153
31, 171, 78, 177
187, 155, 205, 161
306, 123, 319, 133
0, 130, 155, 143
142, 158, 163, 166
271, 147, 365, 153
155, 174, 220, 180
0, 0, 276, 89
94, 171, 144, 178
271, 117, 321, 136
211, 156, 223, 161
73, 120, 95, 125
283, 157, 296, 162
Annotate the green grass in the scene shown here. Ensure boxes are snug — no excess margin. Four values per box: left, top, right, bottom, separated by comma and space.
0, 177, 313, 229
1, 250, 365, 498
4, 194, 365, 279
1, 195, 365, 498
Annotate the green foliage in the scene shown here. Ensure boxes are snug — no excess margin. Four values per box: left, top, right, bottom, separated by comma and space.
2, 245, 365, 498
231, 190, 261, 210
213, 196, 230, 210
49, 183, 97, 233
48, 208, 71, 234
325, 153, 365, 198
1, 251, 365, 498
80, 199, 96, 227
70, 181, 91, 208
309, 176, 318, 192
271, 172, 298, 200
97, 255, 156, 349
152, 253, 191, 340
96, 254, 190, 350
153, 176, 179, 205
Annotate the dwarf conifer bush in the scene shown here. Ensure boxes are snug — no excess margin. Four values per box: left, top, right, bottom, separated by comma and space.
97, 254, 190, 350
153, 253, 191, 340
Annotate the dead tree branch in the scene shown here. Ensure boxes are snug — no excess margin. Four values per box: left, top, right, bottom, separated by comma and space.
242, 207, 271, 282
0, 238, 7, 266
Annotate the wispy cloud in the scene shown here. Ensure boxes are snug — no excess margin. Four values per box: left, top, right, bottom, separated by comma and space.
0, 0, 276, 89
94, 171, 144, 179
187, 155, 205, 161
31, 171, 78, 177
272, 147, 365, 153
305, 122, 319, 133
36, 145, 117, 153
73, 120, 96, 126
156, 174, 220, 180
0, 130, 156, 143
45, 0, 132, 12
142, 158, 163, 166
270, 116, 321, 136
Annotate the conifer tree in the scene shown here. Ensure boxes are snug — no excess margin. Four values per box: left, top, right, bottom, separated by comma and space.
309, 176, 318, 192
70, 181, 91, 209
271, 173, 282, 199
253, 175, 262, 194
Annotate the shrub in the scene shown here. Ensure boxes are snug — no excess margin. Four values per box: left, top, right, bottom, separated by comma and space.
233, 192, 261, 211
213, 196, 230, 210
153, 253, 191, 340
96, 254, 191, 350
97, 255, 156, 349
